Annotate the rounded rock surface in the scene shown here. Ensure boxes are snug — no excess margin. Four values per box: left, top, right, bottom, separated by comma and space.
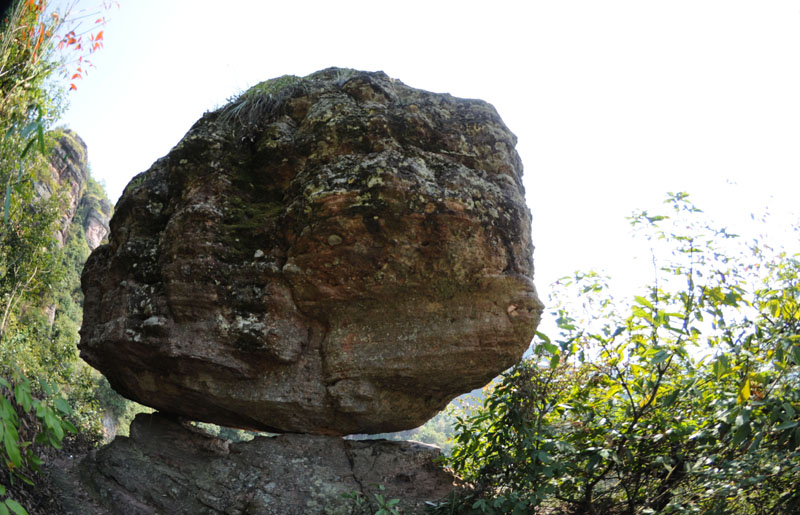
79, 68, 543, 435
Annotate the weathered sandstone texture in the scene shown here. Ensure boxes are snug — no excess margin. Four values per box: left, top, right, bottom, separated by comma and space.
61, 413, 455, 514
80, 68, 543, 435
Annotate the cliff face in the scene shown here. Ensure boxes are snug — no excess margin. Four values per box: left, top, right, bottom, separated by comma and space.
76, 177, 113, 251
38, 129, 112, 325
42, 129, 111, 251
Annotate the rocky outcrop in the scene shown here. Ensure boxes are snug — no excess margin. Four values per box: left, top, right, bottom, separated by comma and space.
76, 180, 112, 251
64, 413, 455, 514
37, 129, 90, 246
32, 128, 111, 251
79, 68, 542, 435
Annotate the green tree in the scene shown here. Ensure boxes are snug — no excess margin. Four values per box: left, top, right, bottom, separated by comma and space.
443, 193, 800, 514
0, 1, 114, 512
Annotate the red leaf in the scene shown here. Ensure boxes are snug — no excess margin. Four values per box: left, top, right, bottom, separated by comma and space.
71, 73, 80, 79
70, 84, 77, 91
95, 31, 103, 41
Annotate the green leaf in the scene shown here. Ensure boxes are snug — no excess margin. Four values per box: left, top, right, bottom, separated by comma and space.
19, 120, 36, 140
555, 316, 576, 331
472, 499, 488, 510
54, 398, 71, 416
603, 384, 622, 400
38, 379, 53, 397
13, 384, 31, 413
19, 137, 37, 160
36, 124, 45, 155
14, 472, 33, 487
634, 296, 654, 309
749, 431, 764, 453
0, 484, 5, 495
723, 292, 740, 306
630, 364, 646, 377
767, 299, 781, 318
774, 421, 798, 431
732, 423, 750, 447
3, 429, 21, 468
44, 411, 64, 442
2, 419, 18, 448
661, 390, 680, 407
792, 346, 800, 366
1, 399, 16, 421
0, 501, 10, 515
652, 350, 670, 365
713, 354, 730, 379
3, 124, 15, 141
737, 377, 751, 405
62, 420, 77, 434
4, 498, 28, 515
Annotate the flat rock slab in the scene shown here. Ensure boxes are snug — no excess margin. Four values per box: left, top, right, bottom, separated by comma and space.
80, 68, 543, 434
66, 413, 454, 514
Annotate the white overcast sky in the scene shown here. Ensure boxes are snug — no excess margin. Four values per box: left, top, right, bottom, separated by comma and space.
58, 0, 800, 301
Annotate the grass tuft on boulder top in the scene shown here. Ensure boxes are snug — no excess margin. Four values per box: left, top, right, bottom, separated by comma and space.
217, 68, 360, 130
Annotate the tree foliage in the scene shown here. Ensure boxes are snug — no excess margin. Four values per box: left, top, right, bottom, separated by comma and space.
442, 193, 800, 514
0, 1, 115, 512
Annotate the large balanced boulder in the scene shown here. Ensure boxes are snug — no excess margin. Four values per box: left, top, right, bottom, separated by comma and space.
80, 68, 543, 435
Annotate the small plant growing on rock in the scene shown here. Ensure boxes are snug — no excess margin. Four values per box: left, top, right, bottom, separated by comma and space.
340, 484, 401, 515
372, 485, 401, 515
340, 489, 369, 514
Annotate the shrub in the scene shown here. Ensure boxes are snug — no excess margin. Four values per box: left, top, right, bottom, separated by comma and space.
443, 193, 800, 514
0, 368, 77, 515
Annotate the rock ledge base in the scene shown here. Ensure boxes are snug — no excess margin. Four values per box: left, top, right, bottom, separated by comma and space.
65, 413, 455, 514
